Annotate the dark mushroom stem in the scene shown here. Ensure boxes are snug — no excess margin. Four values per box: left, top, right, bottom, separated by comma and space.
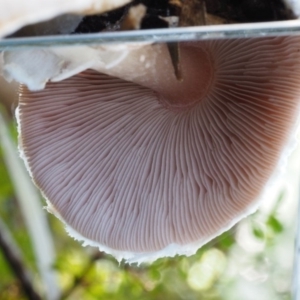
167, 42, 182, 81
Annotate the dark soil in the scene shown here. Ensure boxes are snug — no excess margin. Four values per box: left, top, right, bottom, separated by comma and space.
74, 0, 296, 34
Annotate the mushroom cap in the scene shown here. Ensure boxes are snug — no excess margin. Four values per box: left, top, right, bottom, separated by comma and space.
18, 36, 300, 263
0, 0, 131, 38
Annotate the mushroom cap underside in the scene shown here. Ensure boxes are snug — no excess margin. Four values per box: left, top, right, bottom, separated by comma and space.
18, 36, 300, 262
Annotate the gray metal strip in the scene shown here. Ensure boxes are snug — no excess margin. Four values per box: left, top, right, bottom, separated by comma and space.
0, 20, 300, 50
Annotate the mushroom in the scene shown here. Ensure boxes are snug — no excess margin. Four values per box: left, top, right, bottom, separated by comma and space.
16, 36, 300, 263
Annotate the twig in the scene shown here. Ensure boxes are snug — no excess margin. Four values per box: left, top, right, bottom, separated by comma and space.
0, 107, 61, 300
60, 252, 104, 300
0, 217, 42, 300
292, 172, 300, 300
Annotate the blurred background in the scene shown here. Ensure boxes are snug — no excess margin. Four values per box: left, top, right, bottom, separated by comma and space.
0, 71, 299, 300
